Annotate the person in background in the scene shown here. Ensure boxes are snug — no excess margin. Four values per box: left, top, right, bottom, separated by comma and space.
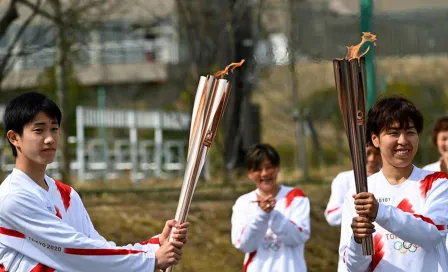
423, 116, 448, 173
231, 143, 310, 272
324, 142, 382, 271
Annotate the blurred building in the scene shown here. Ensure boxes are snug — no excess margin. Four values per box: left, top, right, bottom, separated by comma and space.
0, 0, 180, 108
0, 0, 192, 181
2, 0, 448, 96
1, 0, 448, 178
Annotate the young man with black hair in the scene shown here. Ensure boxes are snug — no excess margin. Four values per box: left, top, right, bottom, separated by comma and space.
231, 143, 310, 272
340, 96, 448, 271
0, 92, 189, 271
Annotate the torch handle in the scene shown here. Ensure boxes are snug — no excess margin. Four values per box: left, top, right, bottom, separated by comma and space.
166, 78, 230, 272
362, 234, 374, 256
334, 58, 374, 256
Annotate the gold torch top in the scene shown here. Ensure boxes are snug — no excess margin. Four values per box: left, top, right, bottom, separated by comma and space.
337, 32, 377, 62
214, 59, 245, 78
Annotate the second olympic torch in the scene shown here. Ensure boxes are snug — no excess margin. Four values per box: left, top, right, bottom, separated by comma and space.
333, 32, 377, 256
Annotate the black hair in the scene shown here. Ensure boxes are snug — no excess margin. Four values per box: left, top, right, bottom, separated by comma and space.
366, 95, 423, 146
4, 92, 62, 157
246, 143, 280, 171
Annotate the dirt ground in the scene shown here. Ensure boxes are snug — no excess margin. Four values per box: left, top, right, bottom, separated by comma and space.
80, 179, 341, 272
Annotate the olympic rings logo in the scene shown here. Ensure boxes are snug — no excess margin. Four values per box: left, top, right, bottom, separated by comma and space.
393, 241, 419, 254
263, 234, 281, 252
262, 241, 281, 251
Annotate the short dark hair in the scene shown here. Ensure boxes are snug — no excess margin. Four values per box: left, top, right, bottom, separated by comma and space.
366, 96, 423, 146
246, 143, 280, 171
4, 92, 62, 157
432, 117, 448, 146
366, 141, 374, 148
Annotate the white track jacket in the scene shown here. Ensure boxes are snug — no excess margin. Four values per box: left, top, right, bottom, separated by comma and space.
0, 168, 160, 272
325, 170, 355, 272
339, 167, 448, 272
231, 185, 310, 272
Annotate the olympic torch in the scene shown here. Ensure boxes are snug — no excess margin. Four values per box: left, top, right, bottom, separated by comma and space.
333, 32, 376, 256
165, 60, 244, 272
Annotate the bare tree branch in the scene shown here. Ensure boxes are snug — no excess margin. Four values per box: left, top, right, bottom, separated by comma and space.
0, 0, 125, 81
15, 0, 61, 25
0, 0, 19, 39
0, 0, 42, 84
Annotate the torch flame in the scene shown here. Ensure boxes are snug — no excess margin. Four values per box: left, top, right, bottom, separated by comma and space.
214, 59, 245, 78
345, 32, 377, 61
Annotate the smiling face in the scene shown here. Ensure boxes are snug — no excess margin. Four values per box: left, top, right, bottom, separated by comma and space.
371, 120, 419, 170
7, 112, 59, 167
248, 158, 279, 196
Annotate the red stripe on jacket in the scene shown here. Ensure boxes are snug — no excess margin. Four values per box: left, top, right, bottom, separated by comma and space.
420, 172, 448, 198
54, 180, 72, 212
30, 263, 55, 272
64, 248, 145, 256
285, 188, 306, 208
370, 233, 385, 271
243, 251, 257, 272
0, 227, 25, 239
140, 237, 160, 245
326, 206, 341, 214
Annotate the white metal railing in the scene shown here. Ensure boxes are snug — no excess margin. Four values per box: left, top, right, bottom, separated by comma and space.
1, 138, 188, 181
0, 106, 198, 182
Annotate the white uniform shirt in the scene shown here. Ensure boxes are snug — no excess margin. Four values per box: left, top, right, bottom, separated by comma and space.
0, 169, 160, 272
339, 167, 448, 272
325, 170, 355, 226
231, 185, 310, 272
423, 161, 441, 172
324, 170, 355, 272
423, 162, 448, 251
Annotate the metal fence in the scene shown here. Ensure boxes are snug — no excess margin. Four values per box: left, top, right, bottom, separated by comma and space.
0, 106, 197, 183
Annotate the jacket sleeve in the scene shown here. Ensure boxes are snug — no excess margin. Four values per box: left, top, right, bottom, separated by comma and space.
231, 197, 270, 253
269, 196, 310, 246
325, 173, 348, 226
73, 191, 161, 253
339, 193, 371, 272
375, 174, 448, 250
0, 193, 156, 272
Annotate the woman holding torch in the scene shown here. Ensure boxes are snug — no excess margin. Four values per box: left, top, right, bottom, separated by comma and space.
339, 96, 448, 272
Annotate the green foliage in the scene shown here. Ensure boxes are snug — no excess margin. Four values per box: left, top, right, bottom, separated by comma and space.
382, 81, 448, 119
208, 126, 226, 178
297, 87, 341, 128
296, 80, 447, 168
323, 144, 346, 166
275, 144, 297, 168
